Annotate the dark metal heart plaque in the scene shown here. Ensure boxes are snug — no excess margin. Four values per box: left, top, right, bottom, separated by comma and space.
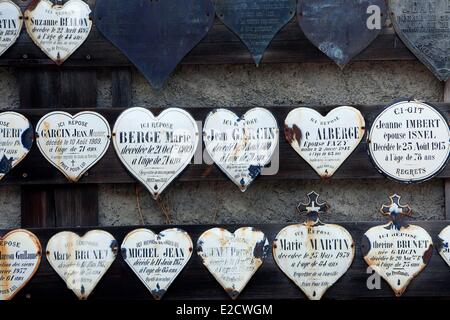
389, 0, 450, 81
214, 0, 296, 65
298, 0, 386, 67
94, 0, 214, 89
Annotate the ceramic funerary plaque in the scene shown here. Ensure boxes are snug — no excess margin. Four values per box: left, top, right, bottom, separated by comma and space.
273, 192, 355, 300
24, 0, 92, 65
214, 0, 296, 65
368, 100, 450, 183
0, 0, 23, 57
362, 195, 433, 297
94, 0, 214, 89
0, 112, 33, 181
389, 0, 450, 81
298, 0, 386, 67
197, 227, 269, 299
36, 111, 111, 182
203, 108, 279, 192
285, 106, 365, 178
438, 226, 450, 268
113, 107, 199, 200
46, 230, 118, 300
0, 229, 42, 300
121, 228, 193, 300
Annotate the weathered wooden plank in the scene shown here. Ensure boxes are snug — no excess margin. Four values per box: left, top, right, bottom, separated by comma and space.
0, 1, 415, 67
9, 221, 450, 300
444, 81, 450, 220
3, 104, 450, 185
111, 68, 132, 108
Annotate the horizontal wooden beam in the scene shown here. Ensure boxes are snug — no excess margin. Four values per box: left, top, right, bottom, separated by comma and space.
11, 221, 450, 300
1, 1, 415, 68
3, 104, 450, 185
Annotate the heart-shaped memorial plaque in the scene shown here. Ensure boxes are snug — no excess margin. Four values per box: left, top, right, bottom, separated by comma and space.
285, 106, 365, 178
389, 0, 450, 81
24, 0, 93, 65
94, 0, 214, 89
113, 108, 199, 200
203, 108, 279, 192
36, 111, 111, 182
298, 0, 386, 67
0, 112, 34, 181
121, 228, 193, 300
0, 0, 23, 57
214, 0, 296, 65
0, 229, 42, 300
273, 192, 355, 300
197, 227, 269, 299
362, 195, 433, 297
438, 226, 450, 268
46, 230, 118, 300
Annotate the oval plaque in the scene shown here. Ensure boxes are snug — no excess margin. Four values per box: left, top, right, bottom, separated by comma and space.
0, 229, 42, 300
0, 112, 33, 181
273, 192, 355, 300
438, 226, 450, 268
0, 0, 22, 57
36, 111, 111, 182
368, 100, 450, 183
24, 0, 92, 65
362, 195, 433, 297
121, 228, 193, 300
46, 230, 118, 300
197, 227, 269, 299
203, 108, 279, 192
113, 108, 199, 200
285, 106, 365, 178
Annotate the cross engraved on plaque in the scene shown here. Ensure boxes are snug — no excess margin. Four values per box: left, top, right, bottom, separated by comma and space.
380, 194, 413, 229
297, 191, 329, 223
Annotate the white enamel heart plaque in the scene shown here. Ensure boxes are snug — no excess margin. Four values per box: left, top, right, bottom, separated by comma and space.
203, 108, 279, 191
46, 230, 118, 300
0, 0, 22, 57
285, 106, 365, 178
0, 112, 34, 181
113, 107, 199, 199
24, 0, 92, 64
121, 228, 193, 300
197, 227, 269, 299
438, 226, 450, 268
36, 111, 111, 182
0, 229, 42, 300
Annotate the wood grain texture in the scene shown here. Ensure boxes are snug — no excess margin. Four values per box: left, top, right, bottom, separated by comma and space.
9, 221, 450, 300
3, 104, 450, 185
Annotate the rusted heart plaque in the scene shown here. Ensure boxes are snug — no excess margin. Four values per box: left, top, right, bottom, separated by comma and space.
273, 192, 355, 300
121, 228, 193, 300
203, 108, 279, 192
0, 112, 34, 181
438, 226, 450, 268
24, 0, 92, 65
113, 108, 199, 200
298, 0, 386, 67
0, 0, 23, 57
94, 0, 214, 89
389, 0, 450, 81
285, 107, 365, 178
197, 227, 269, 299
214, 0, 296, 65
0, 229, 42, 300
46, 230, 118, 300
362, 195, 433, 297
36, 111, 111, 182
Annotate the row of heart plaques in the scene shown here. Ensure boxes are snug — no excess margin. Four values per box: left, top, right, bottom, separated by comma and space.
1, 193, 449, 300
0, 0, 448, 88
1, 100, 449, 195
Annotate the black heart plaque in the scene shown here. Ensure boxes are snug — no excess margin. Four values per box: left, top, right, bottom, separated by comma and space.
214, 0, 296, 65
94, 0, 215, 89
389, 0, 450, 81
298, 0, 386, 67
